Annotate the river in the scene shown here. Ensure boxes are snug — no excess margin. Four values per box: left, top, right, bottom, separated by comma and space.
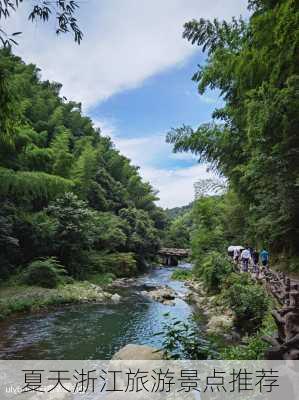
0, 263, 199, 359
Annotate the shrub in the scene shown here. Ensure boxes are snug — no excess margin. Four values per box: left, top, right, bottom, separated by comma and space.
156, 318, 218, 360
220, 313, 276, 359
222, 273, 270, 333
221, 335, 269, 360
196, 251, 233, 293
64, 276, 75, 285
22, 257, 66, 288
171, 269, 193, 281
88, 273, 116, 286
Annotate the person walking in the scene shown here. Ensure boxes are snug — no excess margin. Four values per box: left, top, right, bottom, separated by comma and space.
241, 247, 251, 272
252, 248, 260, 274
233, 246, 242, 266
260, 248, 269, 269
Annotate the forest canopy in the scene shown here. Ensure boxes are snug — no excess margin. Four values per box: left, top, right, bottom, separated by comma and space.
0, 49, 167, 282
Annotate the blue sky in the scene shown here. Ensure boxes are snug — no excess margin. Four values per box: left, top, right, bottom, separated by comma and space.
89, 52, 222, 170
5, 0, 248, 207
91, 52, 209, 142
87, 50, 225, 208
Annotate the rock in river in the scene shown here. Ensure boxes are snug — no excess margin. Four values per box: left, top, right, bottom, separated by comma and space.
112, 344, 164, 360
141, 286, 177, 305
111, 293, 121, 303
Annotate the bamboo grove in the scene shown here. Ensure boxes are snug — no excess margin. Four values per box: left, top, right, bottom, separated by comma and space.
0, 49, 168, 282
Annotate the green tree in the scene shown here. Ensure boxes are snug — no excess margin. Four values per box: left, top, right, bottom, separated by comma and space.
119, 207, 160, 266
164, 211, 193, 248
191, 196, 226, 266
50, 129, 73, 178
0, 202, 19, 279
167, 0, 299, 266
46, 193, 100, 277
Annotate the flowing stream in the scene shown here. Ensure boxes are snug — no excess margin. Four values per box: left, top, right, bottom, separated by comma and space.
0, 263, 199, 359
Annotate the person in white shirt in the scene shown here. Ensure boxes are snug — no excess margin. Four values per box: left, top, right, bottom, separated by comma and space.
241, 247, 251, 272
233, 247, 241, 264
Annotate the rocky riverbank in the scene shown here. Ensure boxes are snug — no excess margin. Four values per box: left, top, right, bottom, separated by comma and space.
184, 279, 240, 342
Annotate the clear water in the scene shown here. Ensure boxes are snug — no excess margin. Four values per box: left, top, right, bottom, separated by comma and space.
0, 264, 198, 359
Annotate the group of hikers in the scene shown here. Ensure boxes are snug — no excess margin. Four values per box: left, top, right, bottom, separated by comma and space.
228, 245, 270, 276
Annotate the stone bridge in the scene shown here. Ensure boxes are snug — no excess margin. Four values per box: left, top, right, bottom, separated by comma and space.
158, 247, 190, 266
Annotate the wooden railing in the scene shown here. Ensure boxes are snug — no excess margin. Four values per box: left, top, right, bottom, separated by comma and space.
235, 261, 299, 359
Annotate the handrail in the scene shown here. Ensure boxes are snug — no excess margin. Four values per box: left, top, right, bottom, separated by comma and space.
234, 259, 299, 359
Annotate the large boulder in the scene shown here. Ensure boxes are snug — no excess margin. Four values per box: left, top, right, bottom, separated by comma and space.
111, 293, 121, 303
112, 344, 164, 360
142, 286, 176, 305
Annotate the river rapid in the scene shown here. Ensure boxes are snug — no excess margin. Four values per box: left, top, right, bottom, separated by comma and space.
0, 263, 199, 359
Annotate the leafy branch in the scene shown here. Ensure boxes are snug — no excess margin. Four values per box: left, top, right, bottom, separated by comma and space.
0, 0, 82, 47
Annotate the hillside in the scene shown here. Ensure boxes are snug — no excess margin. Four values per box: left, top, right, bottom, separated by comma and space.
0, 49, 167, 283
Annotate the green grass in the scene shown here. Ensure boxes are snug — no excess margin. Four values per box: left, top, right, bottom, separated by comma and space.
171, 269, 193, 281
0, 281, 111, 321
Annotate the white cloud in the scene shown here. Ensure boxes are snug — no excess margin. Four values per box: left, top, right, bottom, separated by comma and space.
112, 134, 171, 166
110, 133, 217, 208
3, 0, 246, 207
92, 116, 117, 138
4, 0, 248, 109
141, 164, 216, 208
